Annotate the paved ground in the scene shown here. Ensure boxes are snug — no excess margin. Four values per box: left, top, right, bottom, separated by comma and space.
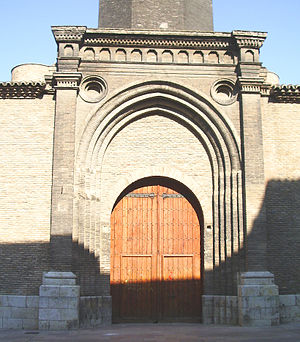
0, 323, 300, 342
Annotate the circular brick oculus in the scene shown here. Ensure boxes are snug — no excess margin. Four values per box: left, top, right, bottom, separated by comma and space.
80, 76, 107, 103
211, 79, 237, 105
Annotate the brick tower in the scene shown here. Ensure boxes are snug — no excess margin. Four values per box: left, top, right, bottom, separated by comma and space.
98, 0, 213, 31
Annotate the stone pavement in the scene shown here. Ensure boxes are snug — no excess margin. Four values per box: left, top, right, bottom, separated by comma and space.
0, 323, 300, 342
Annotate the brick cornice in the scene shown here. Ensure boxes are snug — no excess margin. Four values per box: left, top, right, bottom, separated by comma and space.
0, 81, 46, 99
84, 31, 232, 49
52, 26, 236, 49
232, 31, 267, 49
238, 77, 265, 94
53, 73, 82, 90
52, 26, 87, 43
270, 84, 300, 103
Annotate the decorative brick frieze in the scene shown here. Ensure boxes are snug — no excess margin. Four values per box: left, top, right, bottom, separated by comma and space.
233, 31, 266, 65
44, 75, 55, 95
270, 84, 300, 103
84, 34, 231, 49
260, 84, 272, 97
0, 81, 46, 99
82, 30, 236, 65
52, 26, 87, 43
52, 27, 242, 66
79, 46, 237, 65
232, 31, 267, 49
238, 77, 264, 94
53, 73, 82, 90
50, 27, 272, 67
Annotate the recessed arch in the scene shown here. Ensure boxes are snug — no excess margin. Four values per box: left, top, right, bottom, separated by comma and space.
77, 81, 241, 171
74, 80, 244, 300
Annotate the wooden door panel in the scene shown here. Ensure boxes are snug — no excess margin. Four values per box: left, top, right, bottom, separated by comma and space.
162, 255, 200, 321
120, 255, 155, 320
111, 184, 201, 322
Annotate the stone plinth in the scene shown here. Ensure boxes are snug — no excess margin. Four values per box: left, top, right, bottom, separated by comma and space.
238, 272, 279, 326
39, 272, 80, 330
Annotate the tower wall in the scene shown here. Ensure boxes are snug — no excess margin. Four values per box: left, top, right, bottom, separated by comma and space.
98, 0, 213, 31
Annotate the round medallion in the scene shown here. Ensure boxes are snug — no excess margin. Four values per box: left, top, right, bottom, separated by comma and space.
79, 76, 107, 103
211, 79, 237, 105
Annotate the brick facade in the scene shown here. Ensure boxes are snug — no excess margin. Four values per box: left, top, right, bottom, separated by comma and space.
262, 101, 300, 293
0, 0, 299, 328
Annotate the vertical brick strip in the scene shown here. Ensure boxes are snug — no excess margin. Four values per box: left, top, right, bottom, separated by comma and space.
239, 87, 267, 271
234, 31, 268, 272
50, 73, 81, 271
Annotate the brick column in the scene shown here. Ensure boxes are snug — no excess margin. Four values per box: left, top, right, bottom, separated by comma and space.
50, 73, 81, 271
234, 31, 268, 271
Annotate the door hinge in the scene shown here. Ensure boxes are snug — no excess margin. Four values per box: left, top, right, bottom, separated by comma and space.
126, 192, 156, 198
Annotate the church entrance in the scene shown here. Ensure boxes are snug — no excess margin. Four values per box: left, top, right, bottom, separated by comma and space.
110, 179, 202, 322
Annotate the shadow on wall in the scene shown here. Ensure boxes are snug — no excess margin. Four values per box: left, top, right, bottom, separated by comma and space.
0, 242, 49, 296
0, 179, 299, 300
0, 240, 102, 296
264, 179, 300, 294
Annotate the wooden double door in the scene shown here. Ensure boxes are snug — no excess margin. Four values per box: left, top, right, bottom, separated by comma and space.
110, 184, 202, 322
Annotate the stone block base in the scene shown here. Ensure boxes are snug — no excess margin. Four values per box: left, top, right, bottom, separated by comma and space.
279, 295, 300, 323
38, 272, 79, 330
238, 272, 279, 326
0, 295, 38, 329
79, 296, 112, 327
202, 295, 238, 325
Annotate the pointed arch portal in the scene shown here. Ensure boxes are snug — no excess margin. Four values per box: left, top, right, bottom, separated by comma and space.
74, 81, 244, 320
110, 177, 203, 322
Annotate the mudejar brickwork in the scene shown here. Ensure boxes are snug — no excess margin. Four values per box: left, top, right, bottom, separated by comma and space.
0, 0, 299, 330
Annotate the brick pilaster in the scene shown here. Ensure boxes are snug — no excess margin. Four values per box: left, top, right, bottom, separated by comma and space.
234, 31, 268, 271
50, 73, 82, 271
